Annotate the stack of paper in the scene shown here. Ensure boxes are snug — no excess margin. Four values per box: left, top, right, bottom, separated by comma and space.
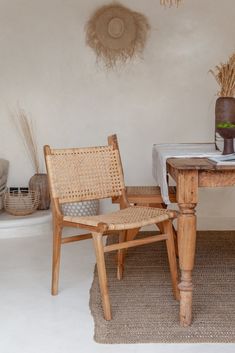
208, 153, 235, 164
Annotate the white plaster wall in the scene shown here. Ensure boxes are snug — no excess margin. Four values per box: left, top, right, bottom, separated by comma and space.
0, 0, 235, 229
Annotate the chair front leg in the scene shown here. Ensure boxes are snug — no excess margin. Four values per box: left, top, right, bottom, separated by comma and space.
51, 219, 62, 295
92, 232, 112, 321
161, 220, 180, 301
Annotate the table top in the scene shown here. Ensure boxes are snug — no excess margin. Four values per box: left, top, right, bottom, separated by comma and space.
167, 157, 235, 171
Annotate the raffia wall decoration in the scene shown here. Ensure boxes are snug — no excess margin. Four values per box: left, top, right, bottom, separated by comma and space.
160, 0, 182, 7
85, 3, 150, 69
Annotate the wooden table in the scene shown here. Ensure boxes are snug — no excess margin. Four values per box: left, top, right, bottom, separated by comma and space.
167, 157, 235, 327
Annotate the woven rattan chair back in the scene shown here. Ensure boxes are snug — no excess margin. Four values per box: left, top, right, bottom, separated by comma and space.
44, 138, 125, 204
43, 135, 179, 322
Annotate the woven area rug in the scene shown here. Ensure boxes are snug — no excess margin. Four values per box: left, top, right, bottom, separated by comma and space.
89, 231, 235, 344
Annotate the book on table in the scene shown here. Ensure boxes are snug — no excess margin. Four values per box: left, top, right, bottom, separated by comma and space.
208, 153, 235, 164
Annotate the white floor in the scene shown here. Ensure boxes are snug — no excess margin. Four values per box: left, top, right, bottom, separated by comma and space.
0, 230, 234, 353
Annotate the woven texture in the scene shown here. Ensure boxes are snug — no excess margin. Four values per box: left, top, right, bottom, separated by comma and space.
90, 231, 235, 343
126, 185, 165, 195
61, 200, 99, 217
64, 206, 174, 230
86, 3, 150, 69
126, 185, 176, 196
4, 190, 40, 216
46, 146, 125, 203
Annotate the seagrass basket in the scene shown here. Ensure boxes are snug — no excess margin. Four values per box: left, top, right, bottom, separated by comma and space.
3, 189, 40, 216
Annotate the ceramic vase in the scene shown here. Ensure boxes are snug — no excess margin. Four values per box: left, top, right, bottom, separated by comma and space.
215, 97, 235, 155
29, 173, 50, 210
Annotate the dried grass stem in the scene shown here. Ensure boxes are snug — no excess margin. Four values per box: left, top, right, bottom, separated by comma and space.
10, 107, 40, 174
210, 53, 235, 97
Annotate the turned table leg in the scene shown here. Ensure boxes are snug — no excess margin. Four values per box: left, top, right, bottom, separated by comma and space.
177, 170, 198, 327
178, 203, 197, 326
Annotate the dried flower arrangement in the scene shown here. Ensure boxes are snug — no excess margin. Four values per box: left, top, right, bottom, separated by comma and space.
209, 52, 235, 97
86, 3, 150, 69
10, 106, 40, 173
10, 106, 50, 210
160, 0, 182, 6
211, 53, 235, 155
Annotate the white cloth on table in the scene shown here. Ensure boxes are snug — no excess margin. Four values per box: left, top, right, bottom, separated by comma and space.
152, 143, 221, 204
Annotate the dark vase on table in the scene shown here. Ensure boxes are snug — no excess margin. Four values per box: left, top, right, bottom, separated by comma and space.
29, 173, 50, 210
215, 97, 235, 155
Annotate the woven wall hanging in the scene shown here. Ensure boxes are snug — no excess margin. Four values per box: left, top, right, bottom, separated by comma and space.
85, 3, 150, 69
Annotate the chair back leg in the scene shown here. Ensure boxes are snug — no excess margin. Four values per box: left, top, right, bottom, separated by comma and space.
162, 220, 180, 301
117, 230, 127, 280
92, 232, 112, 321
117, 228, 140, 280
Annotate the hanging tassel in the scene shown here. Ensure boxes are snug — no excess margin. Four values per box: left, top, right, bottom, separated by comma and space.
160, 0, 182, 7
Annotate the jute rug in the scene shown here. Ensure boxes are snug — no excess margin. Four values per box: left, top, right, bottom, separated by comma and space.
89, 231, 235, 344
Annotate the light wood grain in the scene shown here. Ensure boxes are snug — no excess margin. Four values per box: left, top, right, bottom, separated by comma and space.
199, 170, 235, 187
167, 156, 235, 327
162, 220, 180, 301
51, 210, 63, 295
117, 230, 126, 280
104, 234, 168, 253
92, 232, 112, 321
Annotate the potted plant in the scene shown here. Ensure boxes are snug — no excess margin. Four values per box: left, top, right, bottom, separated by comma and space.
210, 53, 235, 154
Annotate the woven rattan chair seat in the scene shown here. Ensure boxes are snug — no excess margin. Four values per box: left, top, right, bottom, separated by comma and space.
44, 135, 179, 321
64, 206, 175, 231
126, 186, 164, 195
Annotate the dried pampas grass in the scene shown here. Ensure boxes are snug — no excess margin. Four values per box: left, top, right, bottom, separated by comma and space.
10, 106, 40, 174
210, 53, 235, 97
160, 0, 182, 7
86, 3, 150, 69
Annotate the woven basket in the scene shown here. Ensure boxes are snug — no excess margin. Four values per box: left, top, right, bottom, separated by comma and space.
3, 189, 40, 216
61, 200, 99, 217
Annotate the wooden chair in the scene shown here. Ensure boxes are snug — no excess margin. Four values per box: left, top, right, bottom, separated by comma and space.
44, 134, 179, 321
113, 185, 177, 208
112, 185, 178, 254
